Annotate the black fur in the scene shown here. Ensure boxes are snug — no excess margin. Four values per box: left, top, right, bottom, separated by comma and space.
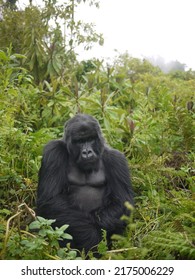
36, 114, 133, 252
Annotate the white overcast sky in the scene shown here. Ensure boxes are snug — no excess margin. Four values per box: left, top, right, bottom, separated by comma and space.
19, 0, 195, 69
76, 0, 195, 69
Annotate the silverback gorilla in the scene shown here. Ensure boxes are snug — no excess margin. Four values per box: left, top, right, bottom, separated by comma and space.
36, 114, 134, 253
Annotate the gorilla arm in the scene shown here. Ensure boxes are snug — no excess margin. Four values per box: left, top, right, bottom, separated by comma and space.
37, 140, 68, 205
37, 193, 102, 251
96, 148, 134, 234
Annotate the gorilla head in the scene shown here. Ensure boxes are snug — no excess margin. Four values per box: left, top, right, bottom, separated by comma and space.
64, 114, 104, 171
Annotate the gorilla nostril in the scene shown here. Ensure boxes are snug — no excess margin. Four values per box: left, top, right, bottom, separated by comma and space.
82, 150, 87, 158
88, 150, 93, 158
82, 149, 93, 158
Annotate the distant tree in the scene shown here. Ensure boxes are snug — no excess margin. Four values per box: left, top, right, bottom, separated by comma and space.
0, 0, 103, 83
114, 52, 161, 83
5, 0, 17, 9
147, 55, 186, 73
167, 60, 186, 72
169, 68, 195, 80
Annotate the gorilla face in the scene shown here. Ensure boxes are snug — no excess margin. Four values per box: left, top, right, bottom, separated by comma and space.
64, 114, 104, 171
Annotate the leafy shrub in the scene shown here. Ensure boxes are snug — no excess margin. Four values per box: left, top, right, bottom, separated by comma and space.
0, 46, 194, 260
1, 215, 79, 260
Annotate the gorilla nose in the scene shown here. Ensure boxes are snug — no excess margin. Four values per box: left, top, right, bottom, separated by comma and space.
82, 148, 93, 159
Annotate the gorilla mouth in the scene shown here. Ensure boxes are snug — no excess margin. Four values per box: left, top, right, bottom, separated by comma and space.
79, 157, 97, 165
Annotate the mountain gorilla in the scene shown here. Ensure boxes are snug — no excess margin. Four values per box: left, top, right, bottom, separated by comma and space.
36, 114, 134, 253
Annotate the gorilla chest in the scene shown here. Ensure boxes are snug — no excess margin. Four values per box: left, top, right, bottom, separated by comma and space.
67, 164, 106, 212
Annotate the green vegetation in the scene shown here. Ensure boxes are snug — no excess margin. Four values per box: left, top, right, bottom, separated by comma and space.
0, 0, 194, 260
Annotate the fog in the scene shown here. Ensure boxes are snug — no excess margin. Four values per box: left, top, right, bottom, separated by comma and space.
13, 0, 195, 70
75, 0, 195, 70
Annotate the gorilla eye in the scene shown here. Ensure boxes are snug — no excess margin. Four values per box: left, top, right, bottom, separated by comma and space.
72, 136, 96, 144
72, 138, 83, 144
87, 137, 95, 142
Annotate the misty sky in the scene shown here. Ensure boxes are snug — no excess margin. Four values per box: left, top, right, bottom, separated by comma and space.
76, 0, 195, 69
18, 0, 195, 69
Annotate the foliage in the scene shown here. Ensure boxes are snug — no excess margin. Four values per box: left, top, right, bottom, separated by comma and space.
1, 211, 79, 260
0, 0, 103, 83
0, 0, 194, 260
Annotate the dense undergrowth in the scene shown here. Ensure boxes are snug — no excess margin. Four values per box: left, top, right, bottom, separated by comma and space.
0, 47, 194, 260
0, 0, 194, 260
